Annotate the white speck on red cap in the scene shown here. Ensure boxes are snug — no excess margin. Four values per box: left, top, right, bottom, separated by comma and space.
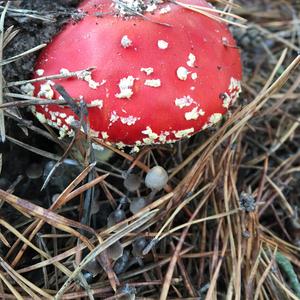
36, 69, 44, 76
120, 115, 140, 125
146, 3, 157, 12
59, 113, 67, 119
35, 112, 47, 123
142, 126, 159, 144
110, 111, 119, 123
77, 70, 100, 89
144, 79, 161, 87
121, 35, 132, 48
115, 76, 135, 99
175, 95, 195, 108
191, 73, 198, 80
65, 115, 75, 125
222, 93, 231, 109
60, 68, 70, 76
176, 66, 189, 80
159, 5, 171, 14
228, 77, 242, 104
140, 67, 154, 75
173, 128, 194, 138
187, 53, 196, 67
90, 99, 104, 109
158, 40, 168, 50
37, 81, 54, 99
185, 107, 205, 120
209, 113, 222, 124
101, 131, 109, 139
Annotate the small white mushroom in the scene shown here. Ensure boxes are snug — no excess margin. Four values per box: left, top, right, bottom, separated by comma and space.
132, 237, 147, 257
130, 197, 147, 214
26, 163, 43, 179
124, 173, 141, 192
107, 209, 126, 227
107, 241, 123, 260
82, 258, 101, 276
145, 166, 168, 191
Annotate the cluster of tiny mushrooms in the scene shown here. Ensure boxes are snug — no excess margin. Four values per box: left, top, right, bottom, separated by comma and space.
25, 0, 242, 152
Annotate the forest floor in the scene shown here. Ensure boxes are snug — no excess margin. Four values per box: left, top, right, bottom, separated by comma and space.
0, 0, 300, 299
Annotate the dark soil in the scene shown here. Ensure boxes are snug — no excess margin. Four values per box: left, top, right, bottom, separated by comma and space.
1, 0, 82, 202
3, 0, 81, 81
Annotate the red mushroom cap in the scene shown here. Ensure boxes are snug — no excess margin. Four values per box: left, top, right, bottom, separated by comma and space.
32, 0, 242, 151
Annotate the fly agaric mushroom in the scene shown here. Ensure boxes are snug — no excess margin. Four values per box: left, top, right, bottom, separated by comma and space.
31, 0, 242, 151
